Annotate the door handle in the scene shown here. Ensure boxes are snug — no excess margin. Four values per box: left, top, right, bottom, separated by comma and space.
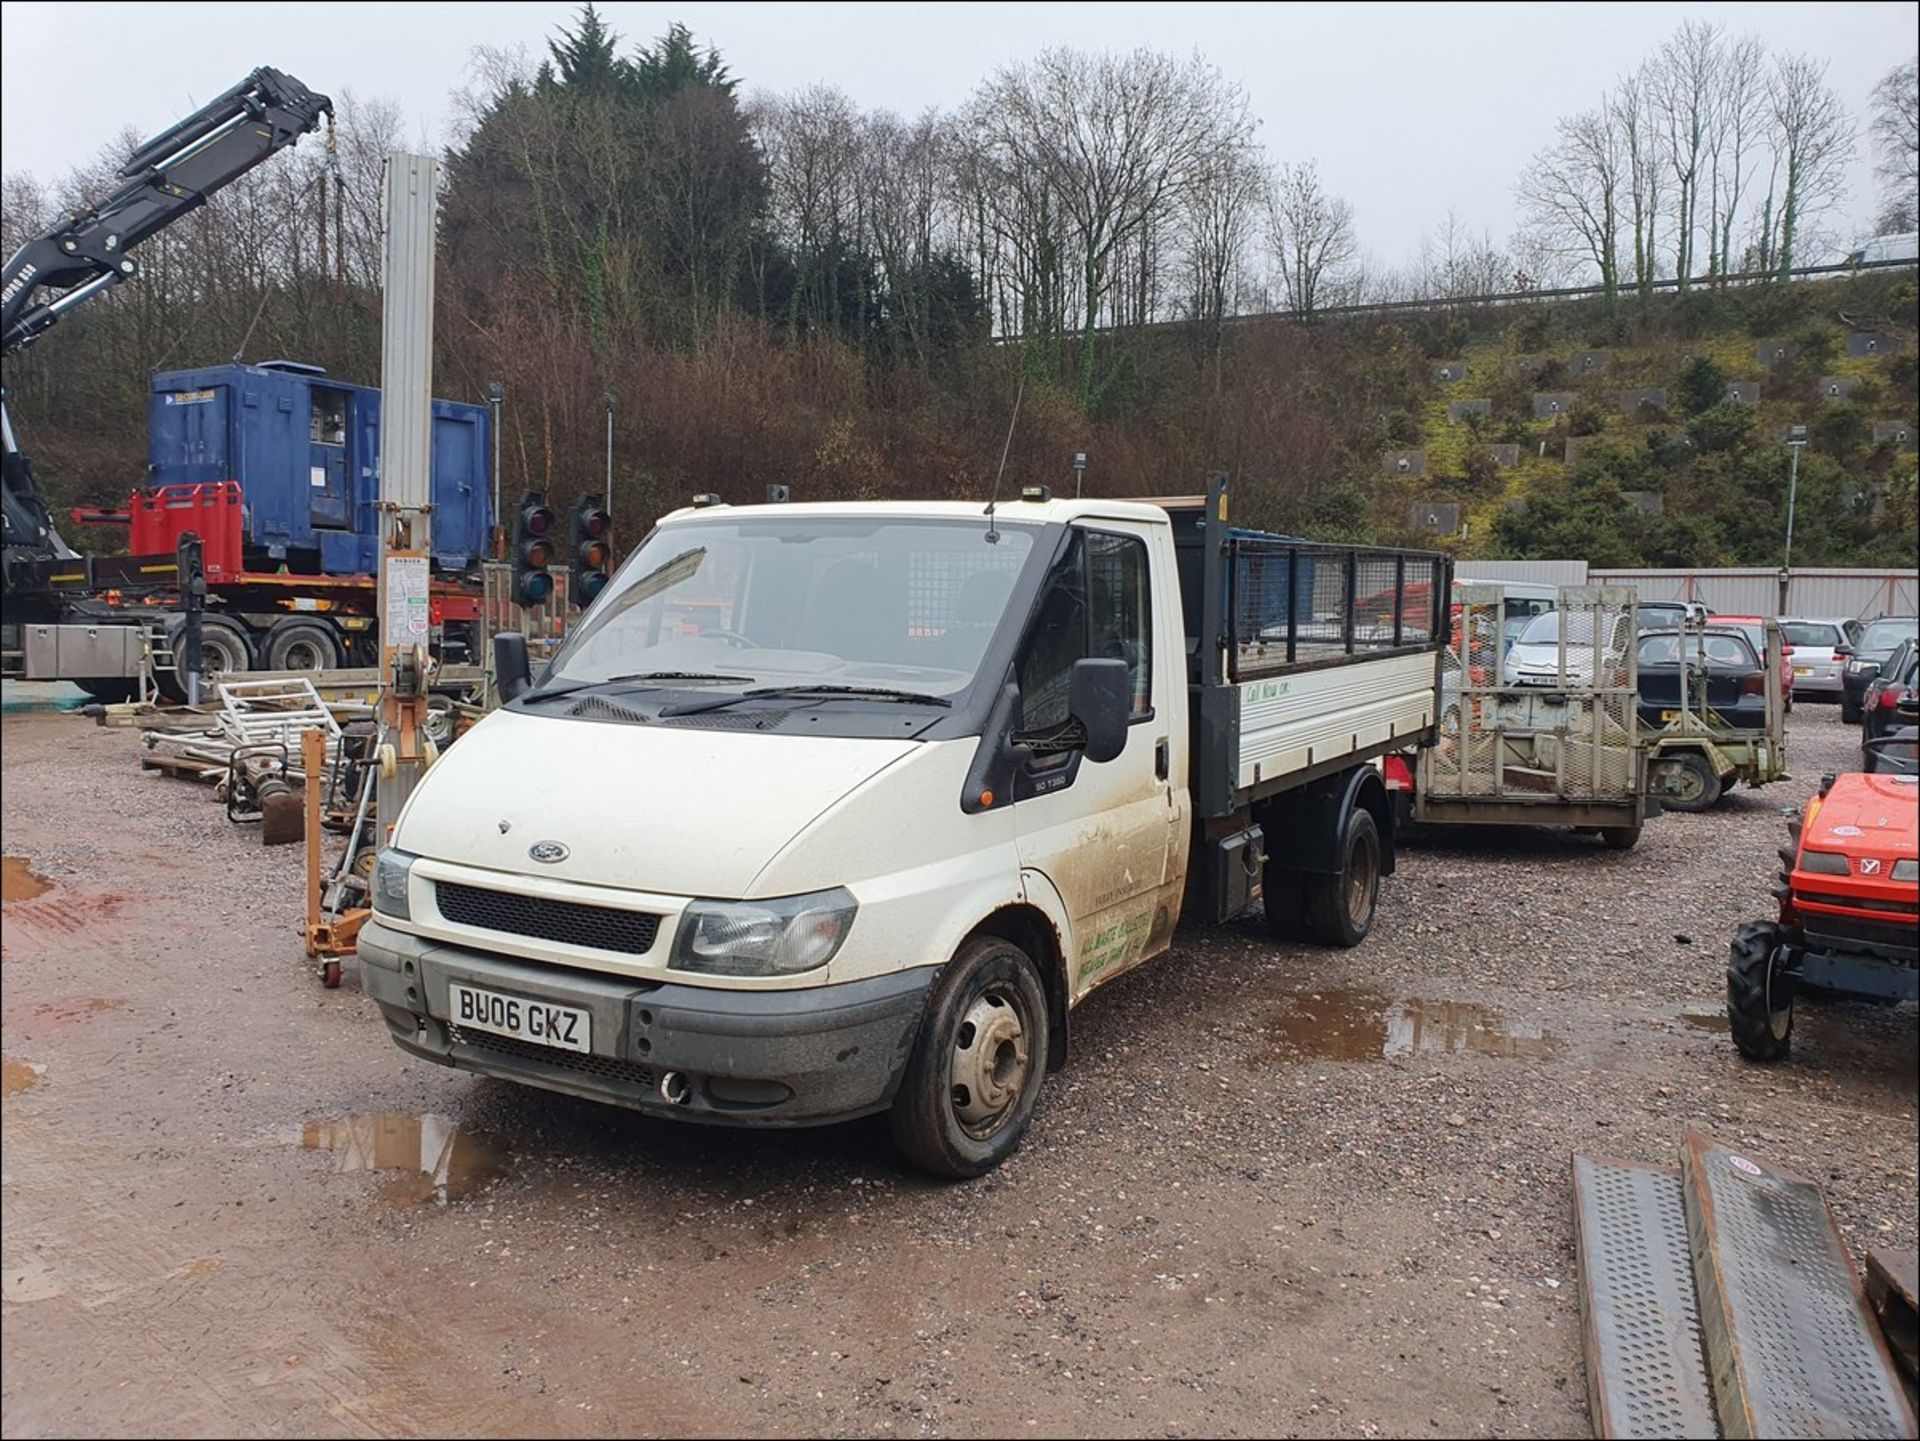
1154, 736, 1169, 780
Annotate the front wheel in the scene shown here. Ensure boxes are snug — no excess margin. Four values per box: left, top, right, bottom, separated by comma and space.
1598, 824, 1641, 851
1727, 921, 1793, 1062
890, 937, 1049, 1180
1302, 807, 1381, 949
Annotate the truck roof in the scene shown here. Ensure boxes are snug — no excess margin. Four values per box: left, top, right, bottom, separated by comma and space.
656, 496, 1176, 527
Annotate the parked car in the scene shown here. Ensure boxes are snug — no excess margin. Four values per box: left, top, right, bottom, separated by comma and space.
1840, 616, 1920, 724
1779, 617, 1862, 699
1636, 628, 1771, 732
1502, 607, 1635, 686
1862, 636, 1919, 746
1712, 615, 1793, 712
1636, 600, 1711, 634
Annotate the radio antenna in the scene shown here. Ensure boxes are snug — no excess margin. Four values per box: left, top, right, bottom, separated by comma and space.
982, 372, 1026, 545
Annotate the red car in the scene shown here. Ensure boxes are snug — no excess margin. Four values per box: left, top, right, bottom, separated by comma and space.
1712, 615, 1794, 713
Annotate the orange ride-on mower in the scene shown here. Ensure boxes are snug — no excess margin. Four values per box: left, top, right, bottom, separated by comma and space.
1727, 698, 1919, 1061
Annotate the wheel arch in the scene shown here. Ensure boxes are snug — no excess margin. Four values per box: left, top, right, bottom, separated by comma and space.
1261, 763, 1397, 877
964, 902, 1070, 1073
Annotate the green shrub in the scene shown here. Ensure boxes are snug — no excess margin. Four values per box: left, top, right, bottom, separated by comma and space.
1688, 400, 1755, 453
1812, 402, 1871, 455
1569, 402, 1608, 437
1677, 355, 1729, 416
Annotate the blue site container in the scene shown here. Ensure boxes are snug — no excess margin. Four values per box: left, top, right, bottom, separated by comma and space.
147, 360, 490, 573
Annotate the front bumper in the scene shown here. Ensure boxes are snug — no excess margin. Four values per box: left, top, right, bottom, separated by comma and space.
358, 921, 935, 1127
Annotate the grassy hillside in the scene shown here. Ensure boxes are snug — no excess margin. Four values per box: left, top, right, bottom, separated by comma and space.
1343, 270, 1919, 568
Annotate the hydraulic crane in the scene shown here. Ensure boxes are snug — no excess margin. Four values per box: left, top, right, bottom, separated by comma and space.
1, 67, 333, 574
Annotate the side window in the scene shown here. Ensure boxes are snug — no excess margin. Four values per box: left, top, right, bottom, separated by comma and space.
1015, 530, 1153, 734
1017, 541, 1088, 734
1087, 532, 1152, 715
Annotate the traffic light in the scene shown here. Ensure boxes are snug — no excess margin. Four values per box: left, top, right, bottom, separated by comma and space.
512, 492, 557, 607
570, 495, 612, 608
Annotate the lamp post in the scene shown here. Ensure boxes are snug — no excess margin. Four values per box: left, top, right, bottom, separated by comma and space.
1780, 424, 1807, 615
602, 391, 616, 513
487, 380, 505, 559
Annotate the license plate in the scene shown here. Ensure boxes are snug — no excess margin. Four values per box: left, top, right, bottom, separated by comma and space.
1793, 667, 1811, 677
448, 982, 591, 1054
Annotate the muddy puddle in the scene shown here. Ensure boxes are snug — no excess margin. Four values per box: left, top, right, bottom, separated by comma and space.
2, 856, 52, 903
301, 1112, 503, 1206
1680, 1007, 1727, 1031
2, 1058, 45, 1097
1252, 989, 1558, 1064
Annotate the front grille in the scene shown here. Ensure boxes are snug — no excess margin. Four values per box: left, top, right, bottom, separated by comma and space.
449, 1024, 656, 1088
436, 881, 660, 954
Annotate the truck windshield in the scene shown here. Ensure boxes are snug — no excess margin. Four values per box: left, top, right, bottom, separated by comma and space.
543, 515, 1038, 698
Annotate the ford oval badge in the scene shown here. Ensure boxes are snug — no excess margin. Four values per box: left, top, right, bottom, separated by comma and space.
528, 841, 570, 864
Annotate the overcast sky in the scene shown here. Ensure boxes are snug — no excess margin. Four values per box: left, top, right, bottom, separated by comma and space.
2, 0, 1913, 270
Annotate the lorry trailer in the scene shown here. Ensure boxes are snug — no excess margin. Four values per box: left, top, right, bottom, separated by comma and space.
4, 361, 493, 699
357, 477, 1451, 1176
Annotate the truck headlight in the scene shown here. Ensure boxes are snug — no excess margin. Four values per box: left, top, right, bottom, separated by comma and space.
670, 888, 857, 977
371, 849, 417, 919
1893, 859, 1918, 883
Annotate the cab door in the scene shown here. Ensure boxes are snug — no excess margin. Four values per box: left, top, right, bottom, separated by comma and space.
1012, 525, 1175, 1000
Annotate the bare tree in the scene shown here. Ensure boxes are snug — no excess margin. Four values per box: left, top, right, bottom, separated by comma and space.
1869, 55, 1919, 233
1705, 35, 1765, 278
1613, 68, 1665, 299
969, 47, 1252, 408
1651, 20, 1720, 289
1755, 54, 1856, 275
1267, 160, 1356, 315
1515, 104, 1622, 298
1179, 142, 1267, 385
1417, 211, 1511, 299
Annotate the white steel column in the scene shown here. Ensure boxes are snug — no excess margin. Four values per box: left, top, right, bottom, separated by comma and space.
375, 151, 438, 827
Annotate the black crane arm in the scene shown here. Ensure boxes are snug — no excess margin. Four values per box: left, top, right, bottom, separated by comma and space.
1, 66, 334, 355
1, 67, 331, 568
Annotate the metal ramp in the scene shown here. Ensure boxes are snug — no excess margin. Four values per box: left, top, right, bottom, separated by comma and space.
1574, 1155, 1720, 1439
1681, 1129, 1915, 1439
1575, 1130, 1918, 1440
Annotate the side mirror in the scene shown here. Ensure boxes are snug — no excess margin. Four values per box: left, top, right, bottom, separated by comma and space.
1069, 657, 1131, 764
1834, 644, 1854, 659
495, 631, 533, 702
1898, 692, 1920, 721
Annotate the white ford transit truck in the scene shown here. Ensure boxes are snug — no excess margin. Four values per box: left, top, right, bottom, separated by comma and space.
360, 478, 1449, 1176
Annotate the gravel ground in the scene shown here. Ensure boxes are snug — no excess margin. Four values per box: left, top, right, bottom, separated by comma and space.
2, 701, 1914, 1439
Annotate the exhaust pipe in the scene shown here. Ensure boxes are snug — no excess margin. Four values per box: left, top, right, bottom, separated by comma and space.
659, 1071, 691, 1106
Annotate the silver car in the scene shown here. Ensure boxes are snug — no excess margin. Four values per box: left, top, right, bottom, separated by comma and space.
1780, 617, 1861, 697
1502, 608, 1635, 687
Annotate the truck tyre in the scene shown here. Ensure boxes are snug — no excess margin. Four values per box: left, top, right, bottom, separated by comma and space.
1598, 824, 1641, 851
890, 936, 1049, 1180
1654, 750, 1721, 813
1262, 856, 1315, 942
262, 618, 342, 673
158, 616, 253, 702
1303, 807, 1380, 949
1727, 920, 1793, 1062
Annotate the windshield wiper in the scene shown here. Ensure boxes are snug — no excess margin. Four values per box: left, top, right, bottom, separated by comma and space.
661, 683, 952, 718
521, 670, 751, 704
